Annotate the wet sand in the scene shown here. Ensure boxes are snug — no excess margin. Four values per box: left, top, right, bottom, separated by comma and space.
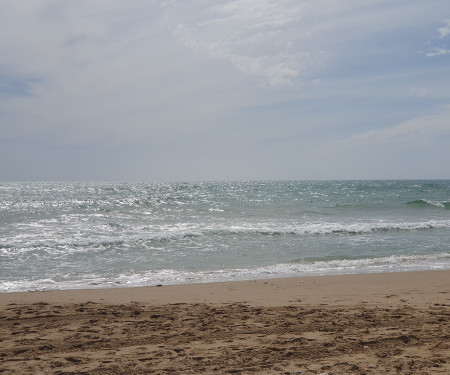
1, 270, 449, 374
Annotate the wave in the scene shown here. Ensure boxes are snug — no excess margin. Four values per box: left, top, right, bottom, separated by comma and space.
219, 220, 450, 236
120, 220, 450, 242
2, 252, 449, 292
406, 199, 450, 209
3, 219, 450, 256
291, 253, 450, 266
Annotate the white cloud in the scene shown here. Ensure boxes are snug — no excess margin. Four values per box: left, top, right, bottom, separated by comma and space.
344, 105, 450, 144
438, 19, 450, 38
427, 48, 450, 57
170, 0, 324, 88
426, 19, 450, 57
0, 1, 249, 146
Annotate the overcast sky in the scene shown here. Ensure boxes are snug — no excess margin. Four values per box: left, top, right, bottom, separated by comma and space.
1, 0, 449, 181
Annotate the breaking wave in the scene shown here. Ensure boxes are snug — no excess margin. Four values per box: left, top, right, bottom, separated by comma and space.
407, 199, 450, 209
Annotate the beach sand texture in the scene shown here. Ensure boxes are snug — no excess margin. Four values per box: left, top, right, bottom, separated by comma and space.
1, 271, 449, 374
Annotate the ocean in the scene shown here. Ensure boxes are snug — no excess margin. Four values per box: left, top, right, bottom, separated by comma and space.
1, 180, 450, 292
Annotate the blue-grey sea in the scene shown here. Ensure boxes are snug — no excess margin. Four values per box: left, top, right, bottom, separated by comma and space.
1, 180, 450, 292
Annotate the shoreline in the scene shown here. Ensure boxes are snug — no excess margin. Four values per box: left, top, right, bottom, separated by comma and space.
1, 270, 449, 374
1, 269, 449, 308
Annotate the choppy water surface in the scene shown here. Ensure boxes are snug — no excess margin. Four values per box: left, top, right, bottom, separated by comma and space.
1, 180, 449, 291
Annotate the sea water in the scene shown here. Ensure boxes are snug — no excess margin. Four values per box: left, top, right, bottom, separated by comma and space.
1, 180, 450, 292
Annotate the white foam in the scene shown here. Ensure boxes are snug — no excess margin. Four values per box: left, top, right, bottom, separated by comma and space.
2, 252, 449, 292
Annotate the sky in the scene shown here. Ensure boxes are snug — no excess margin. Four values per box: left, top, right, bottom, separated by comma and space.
1, 0, 450, 181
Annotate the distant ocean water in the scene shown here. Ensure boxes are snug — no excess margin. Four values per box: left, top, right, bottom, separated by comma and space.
1, 180, 450, 292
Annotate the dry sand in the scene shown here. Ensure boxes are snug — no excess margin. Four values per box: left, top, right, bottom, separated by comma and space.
0, 270, 449, 374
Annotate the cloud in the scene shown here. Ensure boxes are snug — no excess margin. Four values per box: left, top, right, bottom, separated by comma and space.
168, 0, 436, 87
427, 48, 450, 57
0, 1, 247, 145
426, 19, 450, 57
438, 19, 450, 38
342, 105, 450, 145
170, 0, 324, 88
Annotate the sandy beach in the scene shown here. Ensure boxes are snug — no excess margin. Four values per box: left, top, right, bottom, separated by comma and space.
1, 270, 449, 374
